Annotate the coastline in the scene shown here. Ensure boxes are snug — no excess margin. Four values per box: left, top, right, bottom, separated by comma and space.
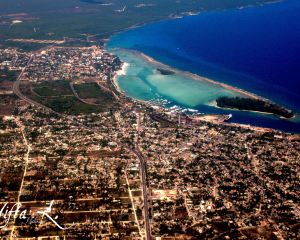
110, 69, 275, 133
119, 48, 271, 101
101, 0, 281, 44
138, 51, 265, 101
105, 0, 300, 133
110, 71, 276, 133
111, 61, 157, 108
112, 48, 296, 120
108, 48, 300, 134
208, 99, 292, 118
112, 62, 129, 94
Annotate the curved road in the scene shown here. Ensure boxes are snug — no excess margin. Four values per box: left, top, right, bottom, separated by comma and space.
13, 53, 152, 240
13, 54, 64, 117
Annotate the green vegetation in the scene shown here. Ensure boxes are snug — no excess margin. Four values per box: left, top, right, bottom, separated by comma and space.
34, 95, 101, 115
73, 82, 118, 110
31, 81, 117, 115
74, 82, 114, 102
0, 0, 274, 48
216, 96, 294, 118
1, 42, 51, 52
157, 68, 175, 75
150, 113, 176, 128
33, 80, 73, 97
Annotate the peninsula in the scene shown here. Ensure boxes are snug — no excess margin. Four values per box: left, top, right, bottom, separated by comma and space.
0, 43, 299, 240
0, 0, 299, 239
216, 96, 295, 118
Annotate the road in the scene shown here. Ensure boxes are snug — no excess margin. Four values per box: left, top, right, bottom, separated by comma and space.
132, 148, 151, 240
69, 82, 100, 106
134, 112, 151, 240
13, 54, 64, 117
10, 118, 32, 240
124, 166, 142, 237
12, 51, 152, 239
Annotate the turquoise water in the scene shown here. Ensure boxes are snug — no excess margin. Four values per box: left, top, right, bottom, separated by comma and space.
114, 50, 240, 107
107, 0, 300, 132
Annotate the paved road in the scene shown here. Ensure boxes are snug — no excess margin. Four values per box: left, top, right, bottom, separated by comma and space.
133, 148, 151, 240
134, 112, 151, 240
12, 52, 152, 239
10, 118, 32, 240
13, 54, 64, 117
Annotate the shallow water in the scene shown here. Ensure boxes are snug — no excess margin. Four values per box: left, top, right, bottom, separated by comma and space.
107, 0, 300, 132
114, 50, 240, 106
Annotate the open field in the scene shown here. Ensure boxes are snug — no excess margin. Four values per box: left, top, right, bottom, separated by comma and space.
33, 80, 73, 97
34, 95, 102, 115
28, 80, 118, 115
74, 82, 107, 99
74, 82, 116, 105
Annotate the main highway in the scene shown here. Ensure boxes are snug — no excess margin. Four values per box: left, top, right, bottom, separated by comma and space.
132, 147, 151, 240
134, 112, 152, 240
12, 51, 152, 240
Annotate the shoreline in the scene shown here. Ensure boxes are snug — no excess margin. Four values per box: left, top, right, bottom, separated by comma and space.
112, 62, 129, 94
208, 100, 275, 116
111, 48, 297, 120
137, 51, 265, 101
118, 49, 296, 118
102, 0, 282, 45
208, 100, 293, 118
108, 49, 300, 133
140, 51, 297, 121
118, 48, 271, 101
105, 0, 299, 133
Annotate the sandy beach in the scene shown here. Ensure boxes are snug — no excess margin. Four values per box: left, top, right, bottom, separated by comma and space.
135, 50, 266, 101
109, 51, 284, 132
110, 49, 296, 120
112, 62, 129, 94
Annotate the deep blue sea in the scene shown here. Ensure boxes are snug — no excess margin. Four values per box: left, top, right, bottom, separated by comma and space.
107, 0, 300, 132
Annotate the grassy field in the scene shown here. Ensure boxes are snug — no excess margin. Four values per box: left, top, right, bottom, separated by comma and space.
0, 0, 274, 48
33, 80, 73, 97
74, 82, 118, 108
38, 95, 101, 115
74, 82, 113, 100
31, 81, 117, 114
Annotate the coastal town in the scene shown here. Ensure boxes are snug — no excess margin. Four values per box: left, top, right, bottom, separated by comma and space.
0, 44, 299, 239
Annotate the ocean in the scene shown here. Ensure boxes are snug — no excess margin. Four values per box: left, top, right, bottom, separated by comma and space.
107, 0, 300, 132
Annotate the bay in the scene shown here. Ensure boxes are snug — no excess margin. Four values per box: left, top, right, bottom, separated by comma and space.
107, 0, 300, 132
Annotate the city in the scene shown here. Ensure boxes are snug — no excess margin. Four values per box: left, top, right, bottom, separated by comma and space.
0, 44, 299, 239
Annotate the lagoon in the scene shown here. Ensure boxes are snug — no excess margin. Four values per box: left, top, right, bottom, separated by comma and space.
107, 0, 300, 132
